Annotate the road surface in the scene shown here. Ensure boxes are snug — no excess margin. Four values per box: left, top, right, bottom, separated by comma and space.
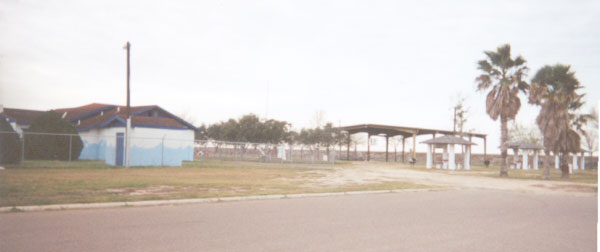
1, 190, 596, 251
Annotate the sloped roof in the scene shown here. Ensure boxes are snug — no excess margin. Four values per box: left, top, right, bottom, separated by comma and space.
340, 124, 486, 139
420, 135, 476, 145
55, 103, 116, 121
1, 108, 45, 125
3, 103, 197, 131
506, 141, 543, 150
71, 104, 196, 131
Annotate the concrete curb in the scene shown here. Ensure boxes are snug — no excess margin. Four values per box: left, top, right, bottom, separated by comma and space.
0, 188, 442, 213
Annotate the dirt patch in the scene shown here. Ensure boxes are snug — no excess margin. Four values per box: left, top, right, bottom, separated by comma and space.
297, 163, 597, 196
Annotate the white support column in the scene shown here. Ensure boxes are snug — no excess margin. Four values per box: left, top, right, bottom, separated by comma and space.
522, 150, 529, 170
443, 145, 448, 169
512, 149, 519, 169
572, 154, 578, 170
464, 145, 471, 170
555, 155, 560, 170
581, 152, 585, 170
426, 144, 433, 169
448, 144, 456, 170
533, 150, 539, 170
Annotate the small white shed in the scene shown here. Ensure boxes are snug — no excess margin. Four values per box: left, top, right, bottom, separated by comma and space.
420, 135, 476, 170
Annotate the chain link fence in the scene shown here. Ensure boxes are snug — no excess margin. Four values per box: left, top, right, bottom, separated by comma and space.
194, 140, 340, 167
0, 131, 342, 167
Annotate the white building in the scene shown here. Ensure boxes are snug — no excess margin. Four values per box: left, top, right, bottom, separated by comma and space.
1, 103, 197, 166
55, 103, 197, 166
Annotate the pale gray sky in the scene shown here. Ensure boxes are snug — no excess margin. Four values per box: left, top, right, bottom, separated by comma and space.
1, 0, 599, 154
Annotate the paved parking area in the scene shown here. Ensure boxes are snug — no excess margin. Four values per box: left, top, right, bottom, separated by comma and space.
1, 189, 596, 251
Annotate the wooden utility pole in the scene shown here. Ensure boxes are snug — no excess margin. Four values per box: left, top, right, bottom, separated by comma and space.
125, 41, 131, 118
124, 41, 131, 168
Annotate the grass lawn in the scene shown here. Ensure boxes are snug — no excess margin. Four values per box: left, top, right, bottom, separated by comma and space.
0, 160, 425, 207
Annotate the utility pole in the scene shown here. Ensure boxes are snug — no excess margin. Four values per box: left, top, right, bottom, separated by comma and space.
124, 41, 131, 168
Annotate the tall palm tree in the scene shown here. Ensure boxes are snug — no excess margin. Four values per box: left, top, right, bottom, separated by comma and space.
475, 44, 529, 177
529, 64, 585, 178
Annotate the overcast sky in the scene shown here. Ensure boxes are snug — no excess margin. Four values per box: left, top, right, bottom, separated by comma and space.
1, 0, 598, 154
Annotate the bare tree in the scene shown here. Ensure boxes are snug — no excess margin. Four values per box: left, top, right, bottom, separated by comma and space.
389, 136, 403, 162
508, 121, 542, 144
310, 110, 327, 128
582, 107, 598, 156
452, 93, 469, 137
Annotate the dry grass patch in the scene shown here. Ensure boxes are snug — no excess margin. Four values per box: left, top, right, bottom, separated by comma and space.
0, 160, 428, 207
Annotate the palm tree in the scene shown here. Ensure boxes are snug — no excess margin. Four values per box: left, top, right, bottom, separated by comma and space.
475, 44, 529, 177
529, 64, 585, 178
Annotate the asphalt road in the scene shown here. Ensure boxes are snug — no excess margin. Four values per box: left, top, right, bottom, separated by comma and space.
1, 190, 596, 252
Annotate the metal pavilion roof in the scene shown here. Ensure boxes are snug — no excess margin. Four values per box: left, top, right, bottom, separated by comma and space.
339, 124, 486, 139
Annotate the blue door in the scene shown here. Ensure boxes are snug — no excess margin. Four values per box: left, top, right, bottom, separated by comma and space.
116, 133, 124, 166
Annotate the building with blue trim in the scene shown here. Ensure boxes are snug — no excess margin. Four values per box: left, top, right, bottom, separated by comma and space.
1, 103, 197, 166
55, 103, 197, 166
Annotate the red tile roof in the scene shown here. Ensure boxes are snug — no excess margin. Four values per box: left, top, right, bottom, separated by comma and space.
1, 108, 45, 125
55, 103, 114, 121
130, 116, 186, 128
70, 105, 193, 130
4, 103, 196, 131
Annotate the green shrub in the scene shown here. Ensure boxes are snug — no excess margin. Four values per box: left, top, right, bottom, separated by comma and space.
0, 117, 22, 164
25, 111, 83, 161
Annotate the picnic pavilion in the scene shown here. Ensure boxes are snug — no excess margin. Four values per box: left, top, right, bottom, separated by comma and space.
421, 135, 476, 170
339, 124, 486, 163
506, 141, 543, 170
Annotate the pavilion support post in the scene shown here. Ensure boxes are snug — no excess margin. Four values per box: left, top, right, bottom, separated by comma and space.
512, 148, 519, 169
367, 133, 371, 162
402, 137, 405, 163
426, 144, 432, 169
581, 152, 585, 170
533, 150, 539, 170
443, 145, 449, 169
555, 154, 560, 170
483, 136, 487, 162
448, 144, 455, 170
572, 154, 578, 170
412, 132, 416, 160
385, 135, 389, 162
432, 133, 436, 166
464, 144, 470, 170
394, 144, 397, 162
346, 134, 350, 161
468, 135, 472, 165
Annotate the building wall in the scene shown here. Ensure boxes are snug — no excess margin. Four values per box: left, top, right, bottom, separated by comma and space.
127, 127, 194, 166
78, 126, 193, 166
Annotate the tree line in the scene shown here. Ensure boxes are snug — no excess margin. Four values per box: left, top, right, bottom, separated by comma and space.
476, 44, 597, 179
195, 114, 349, 157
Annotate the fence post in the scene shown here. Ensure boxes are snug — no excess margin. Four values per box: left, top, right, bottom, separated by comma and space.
20, 133, 25, 165
68, 135, 72, 162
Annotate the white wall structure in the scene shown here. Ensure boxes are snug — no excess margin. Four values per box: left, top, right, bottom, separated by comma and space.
464, 145, 471, 170
78, 126, 195, 167
533, 151, 539, 170
443, 146, 448, 169
448, 144, 455, 170
555, 155, 560, 169
522, 150, 529, 170
426, 144, 433, 169
126, 127, 194, 166
572, 154, 578, 170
